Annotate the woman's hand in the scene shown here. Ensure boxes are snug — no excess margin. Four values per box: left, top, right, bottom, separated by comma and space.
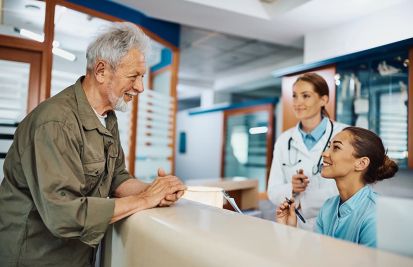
291, 169, 309, 193
276, 198, 297, 227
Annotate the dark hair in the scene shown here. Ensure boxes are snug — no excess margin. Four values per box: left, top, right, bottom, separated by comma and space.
294, 72, 330, 118
343, 126, 398, 184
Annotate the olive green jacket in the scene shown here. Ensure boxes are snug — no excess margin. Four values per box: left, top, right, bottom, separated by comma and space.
0, 77, 132, 267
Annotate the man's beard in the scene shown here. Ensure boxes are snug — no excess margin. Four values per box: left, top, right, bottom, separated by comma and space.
114, 95, 129, 112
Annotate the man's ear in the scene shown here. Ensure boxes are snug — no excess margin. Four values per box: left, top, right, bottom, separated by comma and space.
94, 60, 107, 84
355, 156, 370, 172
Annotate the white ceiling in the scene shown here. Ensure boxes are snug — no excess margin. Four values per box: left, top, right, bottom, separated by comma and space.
112, 0, 408, 48
179, 25, 301, 81
3, 0, 409, 102
112, 0, 410, 101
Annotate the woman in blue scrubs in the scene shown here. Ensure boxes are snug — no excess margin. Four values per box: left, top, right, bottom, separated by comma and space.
276, 127, 398, 247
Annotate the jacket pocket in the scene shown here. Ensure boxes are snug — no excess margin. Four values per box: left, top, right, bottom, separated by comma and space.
82, 161, 105, 195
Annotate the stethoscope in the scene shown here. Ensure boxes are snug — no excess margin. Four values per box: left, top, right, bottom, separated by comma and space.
282, 119, 334, 175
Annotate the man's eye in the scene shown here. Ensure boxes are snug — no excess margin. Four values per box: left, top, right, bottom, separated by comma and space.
333, 145, 340, 150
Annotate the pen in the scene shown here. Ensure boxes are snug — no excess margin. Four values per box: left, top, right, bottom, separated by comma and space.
285, 197, 306, 223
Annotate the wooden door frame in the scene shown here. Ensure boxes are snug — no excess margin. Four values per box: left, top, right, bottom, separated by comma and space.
221, 104, 275, 194
0, 46, 42, 114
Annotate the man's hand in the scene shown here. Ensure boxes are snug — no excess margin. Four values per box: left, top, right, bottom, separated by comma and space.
110, 169, 186, 223
276, 198, 297, 227
291, 169, 309, 193
138, 168, 186, 208
156, 168, 185, 207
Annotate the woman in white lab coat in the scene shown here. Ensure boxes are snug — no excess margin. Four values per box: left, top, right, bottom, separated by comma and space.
267, 73, 346, 230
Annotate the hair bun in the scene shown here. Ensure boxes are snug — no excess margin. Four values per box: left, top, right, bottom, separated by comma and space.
376, 155, 399, 181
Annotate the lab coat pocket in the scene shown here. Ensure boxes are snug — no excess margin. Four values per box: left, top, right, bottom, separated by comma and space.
282, 165, 299, 183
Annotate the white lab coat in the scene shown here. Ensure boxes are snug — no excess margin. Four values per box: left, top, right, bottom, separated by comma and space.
267, 120, 346, 230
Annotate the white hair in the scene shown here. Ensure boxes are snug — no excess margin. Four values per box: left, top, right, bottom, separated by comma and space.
86, 22, 151, 71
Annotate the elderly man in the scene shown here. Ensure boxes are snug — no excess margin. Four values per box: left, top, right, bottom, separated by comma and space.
0, 22, 186, 266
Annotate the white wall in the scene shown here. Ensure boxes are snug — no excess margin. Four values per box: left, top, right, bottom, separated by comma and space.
304, 1, 413, 63
175, 110, 223, 181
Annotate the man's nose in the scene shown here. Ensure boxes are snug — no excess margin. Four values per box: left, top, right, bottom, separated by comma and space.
133, 79, 144, 93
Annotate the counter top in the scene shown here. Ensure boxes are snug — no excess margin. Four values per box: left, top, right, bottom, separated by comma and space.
103, 199, 413, 267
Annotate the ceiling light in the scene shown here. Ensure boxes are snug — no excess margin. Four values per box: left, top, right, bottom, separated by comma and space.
249, 126, 268, 135
52, 47, 76, 62
16, 28, 75, 61
24, 4, 40, 10
19, 28, 44, 42
52, 40, 60, 47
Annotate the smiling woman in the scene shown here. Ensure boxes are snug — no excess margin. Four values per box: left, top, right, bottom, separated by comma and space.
276, 126, 399, 248
267, 72, 347, 231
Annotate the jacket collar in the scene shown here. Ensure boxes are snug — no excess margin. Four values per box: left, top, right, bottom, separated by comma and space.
74, 76, 116, 136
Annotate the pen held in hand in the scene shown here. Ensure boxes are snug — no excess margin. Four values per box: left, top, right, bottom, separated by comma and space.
285, 197, 306, 224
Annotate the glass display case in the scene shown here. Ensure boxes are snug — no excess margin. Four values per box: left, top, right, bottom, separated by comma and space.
335, 50, 409, 168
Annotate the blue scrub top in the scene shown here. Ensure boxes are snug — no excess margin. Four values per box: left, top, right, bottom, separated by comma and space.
298, 117, 328, 150
315, 185, 377, 248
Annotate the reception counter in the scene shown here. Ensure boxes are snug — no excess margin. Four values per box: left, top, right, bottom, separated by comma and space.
103, 200, 413, 267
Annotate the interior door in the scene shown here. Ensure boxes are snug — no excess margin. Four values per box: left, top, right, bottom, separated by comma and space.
0, 46, 42, 182
222, 104, 275, 193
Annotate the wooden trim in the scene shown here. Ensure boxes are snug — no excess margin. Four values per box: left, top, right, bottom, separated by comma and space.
56, 1, 122, 22
408, 48, 413, 168
0, 35, 44, 51
40, 0, 56, 101
224, 104, 273, 117
128, 96, 139, 174
170, 50, 179, 175
27, 53, 42, 113
221, 111, 228, 178
221, 104, 275, 193
0, 47, 42, 113
259, 192, 269, 200
266, 104, 275, 190
148, 69, 153, 90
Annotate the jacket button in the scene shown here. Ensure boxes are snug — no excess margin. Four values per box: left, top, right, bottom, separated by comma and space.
95, 170, 99, 175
